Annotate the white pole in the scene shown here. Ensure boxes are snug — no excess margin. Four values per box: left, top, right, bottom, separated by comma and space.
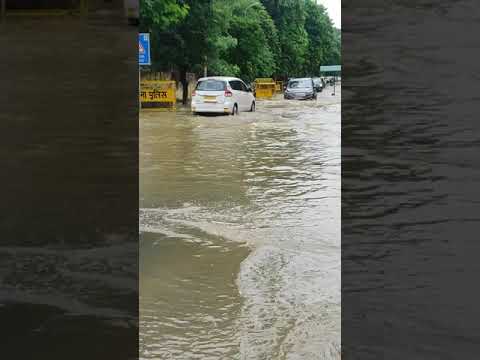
332, 73, 336, 96
204, 56, 208, 77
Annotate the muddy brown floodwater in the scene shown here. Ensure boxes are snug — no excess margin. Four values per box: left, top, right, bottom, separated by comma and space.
140, 86, 341, 359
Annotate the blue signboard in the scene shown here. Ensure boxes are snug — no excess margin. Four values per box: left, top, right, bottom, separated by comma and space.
139, 33, 151, 66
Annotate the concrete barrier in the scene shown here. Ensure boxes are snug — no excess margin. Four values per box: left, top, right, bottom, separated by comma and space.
254, 78, 276, 99
275, 81, 284, 93
140, 80, 176, 110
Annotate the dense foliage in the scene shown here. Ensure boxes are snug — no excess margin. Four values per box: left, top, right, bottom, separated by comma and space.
140, 0, 341, 101
140, 0, 189, 31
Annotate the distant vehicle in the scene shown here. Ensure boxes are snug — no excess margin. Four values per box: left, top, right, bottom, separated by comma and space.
326, 76, 336, 85
313, 77, 323, 92
284, 78, 317, 100
191, 76, 256, 115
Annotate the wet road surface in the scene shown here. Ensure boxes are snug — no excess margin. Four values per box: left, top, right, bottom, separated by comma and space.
140, 86, 341, 359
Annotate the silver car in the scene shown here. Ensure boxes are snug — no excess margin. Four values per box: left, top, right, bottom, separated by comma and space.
284, 78, 317, 100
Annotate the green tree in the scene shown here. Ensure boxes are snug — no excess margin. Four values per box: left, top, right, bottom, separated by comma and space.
139, 0, 189, 32
218, 0, 279, 82
303, 0, 340, 75
260, 0, 309, 78
145, 0, 217, 104
203, 0, 240, 77
325, 27, 341, 65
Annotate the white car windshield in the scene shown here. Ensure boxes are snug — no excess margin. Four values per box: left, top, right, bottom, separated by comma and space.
197, 80, 226, 91
288, 80, 312, 89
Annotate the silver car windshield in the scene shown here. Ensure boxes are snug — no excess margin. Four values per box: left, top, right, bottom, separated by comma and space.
288, 80, 312, 89
197, 80, 226, 91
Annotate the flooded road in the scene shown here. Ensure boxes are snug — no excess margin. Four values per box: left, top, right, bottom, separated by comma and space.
140, 86, 341, 359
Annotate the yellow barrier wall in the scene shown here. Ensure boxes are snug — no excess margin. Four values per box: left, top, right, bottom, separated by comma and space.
254, 78, 276, 99
275, 81, 283, 93
140, 80, 176, 109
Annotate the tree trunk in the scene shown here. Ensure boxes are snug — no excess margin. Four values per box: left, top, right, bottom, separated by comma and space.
180, 68, 188, 105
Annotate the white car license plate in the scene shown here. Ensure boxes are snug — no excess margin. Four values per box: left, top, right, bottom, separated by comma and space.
203, 96, 217, 103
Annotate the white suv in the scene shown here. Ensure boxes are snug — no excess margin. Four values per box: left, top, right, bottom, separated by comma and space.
191, 77, 256, 115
